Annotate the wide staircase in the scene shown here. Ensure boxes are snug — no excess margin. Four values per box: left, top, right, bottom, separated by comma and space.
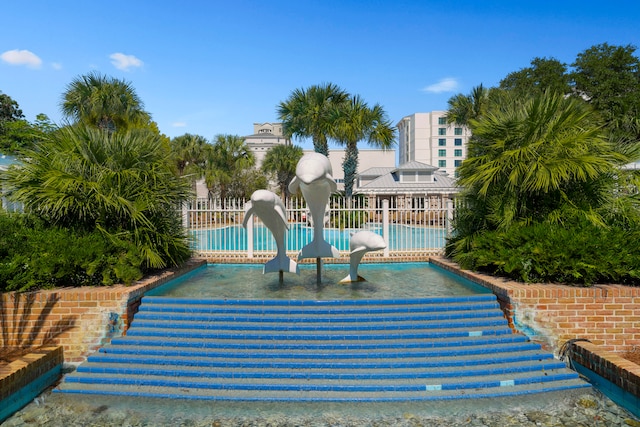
55, 294, 589, 401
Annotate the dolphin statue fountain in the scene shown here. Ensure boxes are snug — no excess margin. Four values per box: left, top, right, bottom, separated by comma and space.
288, 152, 340, 260
340, 230, 386, 283
243, 189, 299, 275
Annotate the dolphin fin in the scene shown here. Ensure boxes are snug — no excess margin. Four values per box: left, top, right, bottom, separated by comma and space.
298, 240, 340, 260
328, 176, 338, 193
242, 202, 254, 228
288, 176, 300, 195
350, 245, 368, 255
264, 256, 299, 275
339, 274, 366, 283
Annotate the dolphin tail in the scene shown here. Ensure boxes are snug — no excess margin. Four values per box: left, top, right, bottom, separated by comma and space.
297, 240, 340, 260
339, 274, 366, 284
264, 256, 299, 275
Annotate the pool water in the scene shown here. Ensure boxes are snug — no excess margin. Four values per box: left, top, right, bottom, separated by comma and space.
146, 262, 491, 299
191, 223, 447, 252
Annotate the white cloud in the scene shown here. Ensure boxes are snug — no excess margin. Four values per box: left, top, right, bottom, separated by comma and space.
109, 52, 143, 71
1, 49, 42, 68
421, 77, 459, 94
172, 122, 187, 128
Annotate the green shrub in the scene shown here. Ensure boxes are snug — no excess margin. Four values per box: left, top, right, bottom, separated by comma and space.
447, 220, 640, 286
0, 213, 145, 292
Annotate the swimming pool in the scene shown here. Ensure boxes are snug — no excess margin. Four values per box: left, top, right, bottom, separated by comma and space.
190, 223, 447, 253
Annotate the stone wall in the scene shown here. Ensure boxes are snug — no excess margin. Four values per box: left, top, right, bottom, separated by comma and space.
0, 259, 206, 364
431, 257, 640, 354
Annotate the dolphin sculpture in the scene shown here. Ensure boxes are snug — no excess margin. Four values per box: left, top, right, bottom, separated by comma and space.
288, 152, 340, 260
243, 189, 299, 275
340, 230, 386, 283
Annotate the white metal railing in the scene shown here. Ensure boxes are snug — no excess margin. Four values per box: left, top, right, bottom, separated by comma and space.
185, 194, 454, 258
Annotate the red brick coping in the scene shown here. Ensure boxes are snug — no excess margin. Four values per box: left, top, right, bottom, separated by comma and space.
429, 256, 640, 400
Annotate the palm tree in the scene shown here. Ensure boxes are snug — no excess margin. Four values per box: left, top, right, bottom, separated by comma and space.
452, 91, 627, 247
60, 72, 149, 133
204, 134, 255, 204
261, 143, 304, 198
170, 133, 209, 177
445, 84, 491, 126
330, 95, 396, 198
2, 124, 192, 269
277, 83, 349, 156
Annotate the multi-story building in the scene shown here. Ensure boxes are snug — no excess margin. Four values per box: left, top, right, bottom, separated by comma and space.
243, 122, 291, 168
242, 122, 396, 192
396, 111, 470, 177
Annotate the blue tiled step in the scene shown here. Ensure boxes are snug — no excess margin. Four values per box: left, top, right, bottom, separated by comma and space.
75, 359, 567, 379
128, 318, 508, 333
57, 380, 588, 402
108, 333, 529, 351
136, 301, 501, 315
63, 371, 579, 390
132, 310, 503, 323
81, 349, 551, 370
91, 342, 540, 361
55, 295, 590, 401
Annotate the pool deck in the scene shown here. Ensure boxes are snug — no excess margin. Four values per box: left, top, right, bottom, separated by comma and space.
1, 255, 639, 416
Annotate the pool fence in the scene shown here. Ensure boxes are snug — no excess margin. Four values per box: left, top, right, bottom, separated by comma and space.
183, 195, 455, 258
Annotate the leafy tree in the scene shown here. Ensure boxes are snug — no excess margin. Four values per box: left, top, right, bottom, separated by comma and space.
330, 95, 396, 198
571, 43, 640, 141
2, 124, 192, 270
449, 92, 628, 254
261, 143, 304, 198
0, 92, 27, 154
204, 134, 255, 203
277, 83, 349, 156
60, 72, 150, 133
0, 91, 24, 122
228, 168, 269, 200
499, 57, 571, 97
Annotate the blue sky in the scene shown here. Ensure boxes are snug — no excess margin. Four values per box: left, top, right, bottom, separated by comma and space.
2, 0, 639, 150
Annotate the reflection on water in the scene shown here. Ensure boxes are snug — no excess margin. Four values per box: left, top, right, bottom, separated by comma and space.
145, 262, 491, 299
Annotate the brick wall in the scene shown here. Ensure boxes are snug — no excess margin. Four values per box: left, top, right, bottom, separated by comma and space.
0, 346, 63, 402
431, 257, 640, 354
0, 259, 206, 363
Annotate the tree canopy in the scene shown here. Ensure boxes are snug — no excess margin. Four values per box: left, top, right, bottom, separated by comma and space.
277, 83, 349, 156
60, 72, 151, 133
261, 143, 304, 198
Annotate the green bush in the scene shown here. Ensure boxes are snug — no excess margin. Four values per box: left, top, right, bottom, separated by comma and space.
447, 221, 640, 286
0, 213, 145, 292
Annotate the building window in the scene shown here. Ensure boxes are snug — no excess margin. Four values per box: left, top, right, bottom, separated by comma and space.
454, 138, 462, 146
454, 170, 460, 178
438, 128, 446, 136
454, 127, 463, 135
455, 160, 462, 167
438, 138, 446, 146
438, 149, 446, 157
438, 160, 447, 168
438, 117, 446, 125
454, 149, 462, 157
